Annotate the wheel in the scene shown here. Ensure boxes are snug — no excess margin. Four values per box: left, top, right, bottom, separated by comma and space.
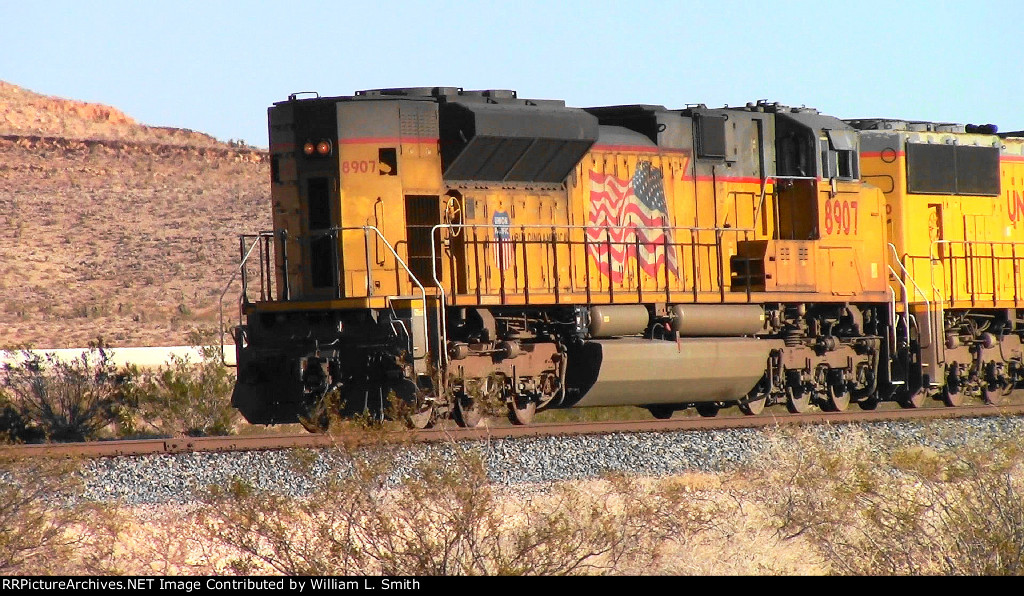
695, 403, 720, 418
453, 394, 485, 428
823, 381, 850, 412
857, 393, 880, 410
298, 412, 329, 433
454, 376, 500, 428
786, 385, 812, 414
507, 396, 537, 425
852, 377, 879, 410
739, 396, 766, 416
740, 377, 769, 416
298, 402, 330, 433
386, 379, 433, 429
647, 405, 674, 420
982, 363, 1012, 405
942, 385, 964, 407
981, 379, 1009, 405
899, 387, 926, 409
405, 400, 435, 429
941, 371, 964, 407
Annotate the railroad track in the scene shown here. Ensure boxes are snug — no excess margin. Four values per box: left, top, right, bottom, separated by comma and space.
6, 403, 1024, 459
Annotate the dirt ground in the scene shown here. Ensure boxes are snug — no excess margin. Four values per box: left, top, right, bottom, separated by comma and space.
74, 475, 827, 576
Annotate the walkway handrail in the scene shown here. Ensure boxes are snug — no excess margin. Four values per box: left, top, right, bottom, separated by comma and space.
428, 222, 755, 368
929, 238, 1024, 307
336, 225, 428, 305
887, 242, 940, 384
343, 225, 429, 364
928, 238, 1024, 259
224, 227, 428, 365
887, 243, 933, 345
219, 231, 273, 367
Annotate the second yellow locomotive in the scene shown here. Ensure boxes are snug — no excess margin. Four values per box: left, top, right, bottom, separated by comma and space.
229, 87, 1024, 428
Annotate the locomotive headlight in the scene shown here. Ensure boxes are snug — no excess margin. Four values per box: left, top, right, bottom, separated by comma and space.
302, 141, 316, 156
316, 140, 332, 155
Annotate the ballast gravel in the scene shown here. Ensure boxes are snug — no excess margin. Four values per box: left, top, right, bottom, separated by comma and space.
75, 416, 1024, 505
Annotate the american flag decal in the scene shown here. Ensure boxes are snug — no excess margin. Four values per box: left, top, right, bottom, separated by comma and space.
585, 161, 679, 282
492, 210, 514, 272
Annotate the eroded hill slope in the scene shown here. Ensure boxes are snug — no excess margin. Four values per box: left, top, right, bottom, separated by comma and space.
0, 82, 270, 347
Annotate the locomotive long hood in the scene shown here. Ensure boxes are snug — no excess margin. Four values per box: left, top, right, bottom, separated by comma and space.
439, 100, 599, 183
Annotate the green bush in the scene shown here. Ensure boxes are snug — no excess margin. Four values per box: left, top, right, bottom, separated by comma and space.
0, 393, 41, 444
134, 329, 237, 436
1, 339, 136, 442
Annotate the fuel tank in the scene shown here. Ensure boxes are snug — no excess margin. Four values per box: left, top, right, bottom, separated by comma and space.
563, 337, 780, 407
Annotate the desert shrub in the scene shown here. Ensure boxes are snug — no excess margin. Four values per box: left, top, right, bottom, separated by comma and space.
0, 453, 126, 575
1, 339, 137, 442
0, 455, 85, 573
739, 426, 1024, 575
0, 392, 42, 444
201, 443, 717, 575
134, 329, 237, 436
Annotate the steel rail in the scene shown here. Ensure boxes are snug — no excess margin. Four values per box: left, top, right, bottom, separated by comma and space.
5, 403, 1024, 459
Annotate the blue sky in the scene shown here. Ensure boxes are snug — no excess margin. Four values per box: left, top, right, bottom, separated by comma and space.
3, 0, 1022, 147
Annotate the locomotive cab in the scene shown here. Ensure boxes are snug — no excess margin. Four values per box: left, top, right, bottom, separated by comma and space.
267, 90, 446, 301
234, 91, 449, 424
728, 103, 887, 300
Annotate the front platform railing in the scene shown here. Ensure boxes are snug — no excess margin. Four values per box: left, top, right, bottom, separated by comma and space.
228, 226, 429, 358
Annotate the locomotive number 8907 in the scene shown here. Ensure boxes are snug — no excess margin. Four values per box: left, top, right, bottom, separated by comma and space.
227, 87, 1024, 429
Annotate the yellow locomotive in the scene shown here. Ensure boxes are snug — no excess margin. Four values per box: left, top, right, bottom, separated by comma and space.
228, 87, 1024, 428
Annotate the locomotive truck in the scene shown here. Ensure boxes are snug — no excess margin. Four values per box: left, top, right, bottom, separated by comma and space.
227, 87, 1024, 429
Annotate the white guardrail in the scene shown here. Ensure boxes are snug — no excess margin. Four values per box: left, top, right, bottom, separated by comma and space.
0, 346, 237, 368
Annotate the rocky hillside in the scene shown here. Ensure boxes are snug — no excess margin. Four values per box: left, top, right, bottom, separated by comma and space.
0, 82, 270, 348
0, 81, 229, 147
